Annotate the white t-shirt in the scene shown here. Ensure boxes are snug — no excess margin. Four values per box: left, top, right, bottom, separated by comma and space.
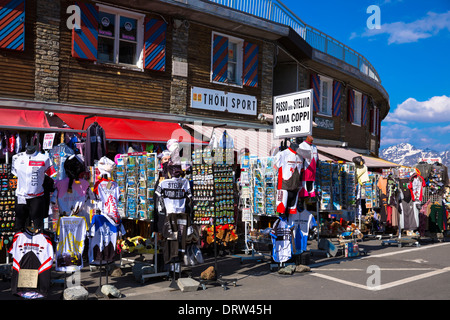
56, 216, 88, 272
12, 151, 54, 200
95, 179, 121, 225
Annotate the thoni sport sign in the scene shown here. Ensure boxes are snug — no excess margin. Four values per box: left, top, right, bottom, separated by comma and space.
273, 89, 313, 138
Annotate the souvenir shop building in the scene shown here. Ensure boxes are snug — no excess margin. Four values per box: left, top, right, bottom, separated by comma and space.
0, 0, 400, 298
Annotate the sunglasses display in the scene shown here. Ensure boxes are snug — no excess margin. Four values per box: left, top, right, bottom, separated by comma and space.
0, 164, 17, 242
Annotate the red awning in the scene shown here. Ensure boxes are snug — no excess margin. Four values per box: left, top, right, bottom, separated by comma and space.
0, 108, 52, 129
55, 113, 206, 144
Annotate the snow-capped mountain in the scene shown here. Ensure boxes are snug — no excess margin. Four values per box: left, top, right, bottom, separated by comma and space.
380, 143, 450, 167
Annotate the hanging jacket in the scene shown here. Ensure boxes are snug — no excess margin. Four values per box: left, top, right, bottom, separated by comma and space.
408, 173, 426, 202
85, 122, 107, 167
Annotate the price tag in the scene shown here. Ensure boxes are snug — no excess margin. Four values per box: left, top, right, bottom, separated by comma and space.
242, 207, 252, 222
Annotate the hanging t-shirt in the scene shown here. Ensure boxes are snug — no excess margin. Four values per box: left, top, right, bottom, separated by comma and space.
54, 178, 91, 216
155, 177, 192, 214
94, 179, 121, 225
12, 151, 55, 201
55, 216, 88, 272
296, 141, 318, 197
88, 214, 125, 265
8, 229, 54, 298
270, 218, 294, 263
288, 209, 317, 253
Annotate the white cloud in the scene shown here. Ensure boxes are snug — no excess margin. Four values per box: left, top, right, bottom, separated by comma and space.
361, 10, 450, 44
385, 95, 450, 124
380, 122, 450, 151
381, 123, 419, 145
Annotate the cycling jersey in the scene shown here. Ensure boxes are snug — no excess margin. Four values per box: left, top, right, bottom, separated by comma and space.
296, 141, 318, 198
88, 214, 125, 265
94, 178, 121, 225
56, 216, 88, 272
270, 217, 294, 263
288, 209, 317, 253
12, 151, 55, 200
155, 177, 192, 214
275, 148, 303, 215
8, 229, 54, 298
275, 147, 303, 191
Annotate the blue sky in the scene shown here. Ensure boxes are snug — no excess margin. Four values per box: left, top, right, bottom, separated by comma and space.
281, 0, 450, 151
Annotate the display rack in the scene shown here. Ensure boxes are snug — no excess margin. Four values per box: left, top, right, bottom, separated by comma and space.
240, 156, 278, 263
0, 162, 14, 279
192, 146, 237, 290
115, 152, 157, 221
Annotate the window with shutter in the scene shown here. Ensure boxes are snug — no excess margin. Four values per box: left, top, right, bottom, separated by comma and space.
71, 3, 164, 72
318, 75, 332, 116
211, 32, 247, 87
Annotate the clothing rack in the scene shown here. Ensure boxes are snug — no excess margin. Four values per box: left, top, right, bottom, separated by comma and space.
197, 143, 237, 290
381, 175, 420, 248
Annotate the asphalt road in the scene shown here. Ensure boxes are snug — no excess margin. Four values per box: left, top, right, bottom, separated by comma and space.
1, 237, 449, 305
118, 238, 450, 301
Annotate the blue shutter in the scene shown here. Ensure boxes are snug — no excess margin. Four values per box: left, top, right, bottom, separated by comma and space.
362, 94, 368, 126
310, 72, 320, 112
0, 0, 25, 51
212, 34, 228, 83
71, 2, 98, 61
332, 80, 342, 117
347, 89, 355, 123
144, 18, 167, 71
243, 41, 258, 87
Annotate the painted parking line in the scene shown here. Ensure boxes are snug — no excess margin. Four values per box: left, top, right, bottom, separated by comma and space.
311, 267, 450, 291
309, 242, 450, 291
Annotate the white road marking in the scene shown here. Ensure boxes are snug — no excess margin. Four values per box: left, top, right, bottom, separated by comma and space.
361, 242, 450, 259
309, 242, 450, 291
315, 268, 436, 271
311, 267, 450, 291
310, 272, 369, 290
